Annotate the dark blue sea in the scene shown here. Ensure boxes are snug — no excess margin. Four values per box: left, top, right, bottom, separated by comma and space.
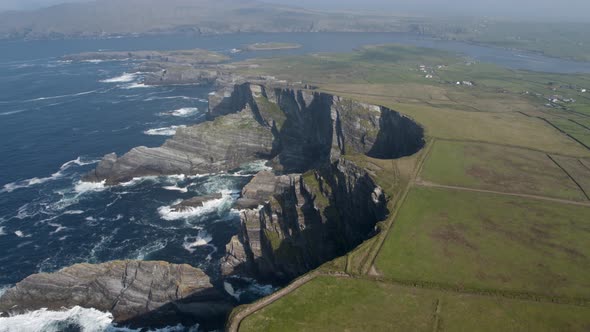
0, 32, 589, 331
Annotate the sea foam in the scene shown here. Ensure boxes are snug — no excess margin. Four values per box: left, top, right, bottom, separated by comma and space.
182, 232, 213, 253
74, 180, 106, 194
1, 157, 99, 194
100, 73, 137, 83
157, 191, 235, 221
143, 125, 186, 136
160, 107, 199, 117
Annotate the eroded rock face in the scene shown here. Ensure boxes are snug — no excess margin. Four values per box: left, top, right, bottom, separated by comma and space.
0, 261, 232, 328
221, 159, 388, 282
84, 83, 424, 185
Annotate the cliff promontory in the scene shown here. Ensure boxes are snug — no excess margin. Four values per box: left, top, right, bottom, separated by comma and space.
83, 83, 424, 284
84, 83, 424, 185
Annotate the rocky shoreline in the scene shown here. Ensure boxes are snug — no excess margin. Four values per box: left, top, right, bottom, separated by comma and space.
0, 68, 425, 329
0, 261, 233, 330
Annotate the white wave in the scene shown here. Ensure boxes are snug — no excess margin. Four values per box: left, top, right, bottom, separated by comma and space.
160, 107, 199, 117
60, 157, 100, 171
143, 125, 186, 136
2, 157, 99, 194
121, 82, 151, 89
163, 185, 189, 193
233, 160, 272, 176
64, 210, 84, 215
74, 180, 106, 194
0, 109, 26, 116
83, 59, 105, 63
134, 239, 168, 260
0, 227, 5, 236
0, 306, 112, 332
15, 203, 39, 220
157, 191, 235, 221
100, 73, 137, 83
48, 223, 67, 234
24, 89, 100, 103
2, 172, 63, 193
119, 176, 158, 187
14, 230, 31, 238
182, 232, 213, 253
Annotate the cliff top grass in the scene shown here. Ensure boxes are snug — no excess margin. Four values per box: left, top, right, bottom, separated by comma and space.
375, 186, 590, 300
240, 276, 590, 332
233, 44, 590, 331
420, 140, 589, 201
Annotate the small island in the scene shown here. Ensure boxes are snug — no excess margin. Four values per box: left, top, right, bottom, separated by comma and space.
62, 49, 229, 64
244, 42, 302, 51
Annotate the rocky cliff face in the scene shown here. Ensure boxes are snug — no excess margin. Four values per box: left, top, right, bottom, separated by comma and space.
82, 83, 424, 285
221, 159, 387, 282
85, 83, 424, 185
0, 261, 233, 329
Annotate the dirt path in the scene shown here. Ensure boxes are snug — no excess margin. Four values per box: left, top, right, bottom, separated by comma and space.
415, 180, 590, 207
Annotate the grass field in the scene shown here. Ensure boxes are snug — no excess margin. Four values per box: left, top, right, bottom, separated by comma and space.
375, 186, 590, 300
420, 140, 588, 201
550, 155, 590, 199
231, 44, 590, 331
240, 276, 590, 332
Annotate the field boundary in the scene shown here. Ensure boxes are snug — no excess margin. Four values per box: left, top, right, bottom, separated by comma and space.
547, 154, 590, 200
415, 180, 590, 207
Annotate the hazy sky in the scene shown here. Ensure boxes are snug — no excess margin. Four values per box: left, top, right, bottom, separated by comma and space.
1, 0, 589, 21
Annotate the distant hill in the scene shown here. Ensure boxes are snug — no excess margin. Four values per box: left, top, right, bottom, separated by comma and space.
0, 0, 417, 40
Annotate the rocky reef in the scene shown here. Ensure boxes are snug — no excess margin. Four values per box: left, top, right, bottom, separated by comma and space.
83, 83, 424, 284
0, 261, 233, 329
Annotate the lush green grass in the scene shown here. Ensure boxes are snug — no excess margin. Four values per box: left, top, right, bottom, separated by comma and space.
420, 140, 587, 201
546, 118, 590, 149
239, 276, 590, 332
550, 155, 590, 199
375, 187, 590, 300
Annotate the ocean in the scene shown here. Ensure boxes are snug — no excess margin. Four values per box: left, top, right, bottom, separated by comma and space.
0, 32, 589, 331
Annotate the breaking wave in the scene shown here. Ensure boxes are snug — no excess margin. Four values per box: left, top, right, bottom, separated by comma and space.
157, 191, 236, 221
74, 180, 106, 194
1, 157, 99, 194
23, 90, 101, 103
100, 73, 137, 83
143, 125, 186, 136
160, 107, 200, 117
182, 232, 213, 253
0, 306, 198, 332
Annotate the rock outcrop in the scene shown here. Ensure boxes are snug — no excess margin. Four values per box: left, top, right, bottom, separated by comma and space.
221, 159, 388, 282
84, 83, 424, 185
80, 82, 424, 285
0, 261, 232, 329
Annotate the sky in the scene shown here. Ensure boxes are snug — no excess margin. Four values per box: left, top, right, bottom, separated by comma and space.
0, 0, 589, 22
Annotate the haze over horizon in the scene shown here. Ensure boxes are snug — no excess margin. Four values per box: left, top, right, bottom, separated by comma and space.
1, 0, 589, 22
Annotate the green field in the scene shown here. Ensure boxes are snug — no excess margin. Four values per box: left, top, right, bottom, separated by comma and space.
550, 155, 590, 198
420, 140, 587, 201
231, 44, 590, 331
375, 187, 590, 300
240, 276, 590, 332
